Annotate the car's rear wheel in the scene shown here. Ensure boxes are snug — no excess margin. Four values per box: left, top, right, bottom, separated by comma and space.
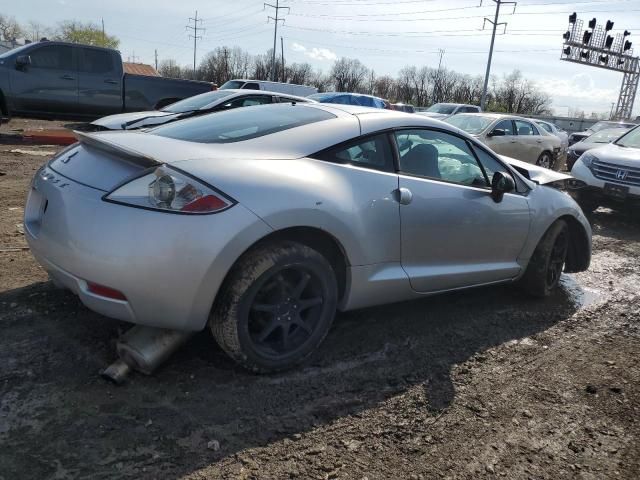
210, 242, 338, 373
536, 151, 554, 170
519, 220, 569, 297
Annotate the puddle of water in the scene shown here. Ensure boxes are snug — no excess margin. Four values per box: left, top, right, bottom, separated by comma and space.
559, 275, 604, 308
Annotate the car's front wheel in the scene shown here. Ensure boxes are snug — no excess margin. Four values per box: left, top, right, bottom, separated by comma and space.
519, 220, 569, 297
210, 241, 338, 373
536, 151, 554, 170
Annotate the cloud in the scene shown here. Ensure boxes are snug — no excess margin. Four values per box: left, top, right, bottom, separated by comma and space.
537, 73, 617, 103
290, 42, 337, 61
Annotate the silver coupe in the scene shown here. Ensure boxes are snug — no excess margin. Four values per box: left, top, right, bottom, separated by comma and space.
25, 103, 591, 372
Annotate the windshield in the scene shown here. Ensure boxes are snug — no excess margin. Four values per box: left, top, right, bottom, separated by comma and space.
444, 114, 494, 135
615, 125, 640, 149
308, 93, 338, 102
586, 128, 627, 144
220, 80, 246, 90
161, 90, 234, 113
589, 121, 635, 133
426, 104, 456, 114
538, 122, 553, 133
151, 104, 335, 143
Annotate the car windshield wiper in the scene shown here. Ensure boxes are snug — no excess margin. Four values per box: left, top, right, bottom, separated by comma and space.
122, 113, 176, 129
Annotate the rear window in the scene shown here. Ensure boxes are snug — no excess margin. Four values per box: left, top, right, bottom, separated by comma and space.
151, 104, 335, 144
220, 80, 245, 89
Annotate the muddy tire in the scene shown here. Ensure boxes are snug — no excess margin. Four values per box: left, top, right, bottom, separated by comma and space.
519, 220, 569, 297
210, 242, 338, 373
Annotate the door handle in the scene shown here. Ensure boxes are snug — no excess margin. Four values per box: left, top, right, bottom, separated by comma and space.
60, 75, 75, 80
104, 79, 119, 84
396, 187, 413, 205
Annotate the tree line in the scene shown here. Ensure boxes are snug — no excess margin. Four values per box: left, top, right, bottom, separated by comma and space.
160, 46, 551, 114
2, 13, 550, 114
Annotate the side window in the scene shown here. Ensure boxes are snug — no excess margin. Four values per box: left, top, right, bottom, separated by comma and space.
29, 45, 73, 70
279, 96, 305, 103
539, 123, 553, 134
79, 48, 113, 74
243, 82, 260, 90
395, 129, 488, 187
227, 95, 272, 108
461, 106, 479, 113
316, 134, 394, 172
515, 120, 535, 136
492, 119, 514, 136
471, 145, 511, 184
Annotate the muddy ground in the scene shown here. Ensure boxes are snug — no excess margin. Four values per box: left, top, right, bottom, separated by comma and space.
0, 119, 638, 480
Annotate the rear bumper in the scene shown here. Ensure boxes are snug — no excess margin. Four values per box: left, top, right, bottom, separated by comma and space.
25, 165, 272, 331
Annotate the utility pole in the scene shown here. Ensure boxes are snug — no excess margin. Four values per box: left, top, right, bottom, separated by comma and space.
264, 1, 289, 81
128, 52, 139, 63
609, 102, 616, 120
480, 0, 516, 110
281, 36, 285, 82
101, 18, 105, 44
186, 11, 205, 76
155, 49, 158, 71
437, 48, 445, 70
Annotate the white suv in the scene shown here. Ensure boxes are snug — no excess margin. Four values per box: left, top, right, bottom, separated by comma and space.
568, 125, 640, 213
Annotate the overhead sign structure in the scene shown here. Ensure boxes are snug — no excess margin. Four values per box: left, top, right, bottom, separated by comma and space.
560, 13, 639, 119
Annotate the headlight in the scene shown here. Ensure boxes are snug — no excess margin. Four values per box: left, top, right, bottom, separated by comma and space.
578, 152, 597, 168
104, 165, 234, 214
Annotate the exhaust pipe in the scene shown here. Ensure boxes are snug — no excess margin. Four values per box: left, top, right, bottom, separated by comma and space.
101, 326, 193, 384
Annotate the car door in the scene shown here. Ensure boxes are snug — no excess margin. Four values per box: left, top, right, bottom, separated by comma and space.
394, 128, 530, 292
77, 47, 122, 115
8, 43, 78, 114
514, 119, 542, 163
484, 119, 518, 157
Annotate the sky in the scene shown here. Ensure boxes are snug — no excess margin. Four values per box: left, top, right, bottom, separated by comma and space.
9, 0, 640, 116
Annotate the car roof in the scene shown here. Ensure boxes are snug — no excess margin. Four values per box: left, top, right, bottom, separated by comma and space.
453, 112, 532, 121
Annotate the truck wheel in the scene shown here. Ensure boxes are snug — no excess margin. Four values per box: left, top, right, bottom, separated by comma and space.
519, 220, 569, 297
210, 241, 338, 373
536, 151, 554, 170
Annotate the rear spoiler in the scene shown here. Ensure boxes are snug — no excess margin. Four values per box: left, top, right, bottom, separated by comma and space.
73, 131, 160, 168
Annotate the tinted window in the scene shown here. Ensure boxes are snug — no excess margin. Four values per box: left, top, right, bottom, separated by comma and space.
79, 48, 113, 73
316, 134, 393, 172
228, 95, 272, 107
395, 129, 488, 187
493, 120, 514, 136
220, 80, 245, 89
515, 120, 536, 136
151, 104, 335, 144
460, 106, 480, 113
278, 96, 307, 103
162, 90, 235, 113
30, 45, 73, 70
243, 82, 260, 90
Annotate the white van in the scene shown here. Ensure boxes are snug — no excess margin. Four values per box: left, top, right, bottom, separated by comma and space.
219, 79, 317, 97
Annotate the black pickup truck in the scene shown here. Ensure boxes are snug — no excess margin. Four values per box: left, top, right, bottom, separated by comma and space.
0, 41, 213, 120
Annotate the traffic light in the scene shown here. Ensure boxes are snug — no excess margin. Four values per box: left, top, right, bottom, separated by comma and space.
563, 46, 571, 55
580, 50, 590, 59
588, 18, 597, 29
624, 40, 632, 51
563, 31, 571, 41
624, 30, 630, 37
605, 20, 614, 31
605, 35, 614, 49
599, 54, 608, 64
569, 12, 577, 24
583, 30, 592, 44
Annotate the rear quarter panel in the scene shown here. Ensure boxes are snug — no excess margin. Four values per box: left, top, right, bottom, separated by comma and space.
123, 74, 211, 111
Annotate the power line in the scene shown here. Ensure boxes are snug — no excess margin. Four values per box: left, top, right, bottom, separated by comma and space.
264, 0, 289, 81
186, 10, 205, 74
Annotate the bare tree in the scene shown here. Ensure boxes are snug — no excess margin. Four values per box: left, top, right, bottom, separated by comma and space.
330, 57, 368, 92
0, 14, 24, 42
158, 59, 182, 79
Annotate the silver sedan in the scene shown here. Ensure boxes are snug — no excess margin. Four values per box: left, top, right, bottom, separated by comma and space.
25, 103, 591, 372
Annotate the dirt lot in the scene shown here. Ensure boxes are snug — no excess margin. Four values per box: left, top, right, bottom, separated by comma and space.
0, 119, 639, 480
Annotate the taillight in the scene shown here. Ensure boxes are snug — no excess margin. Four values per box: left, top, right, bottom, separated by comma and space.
87, 281, 127, 301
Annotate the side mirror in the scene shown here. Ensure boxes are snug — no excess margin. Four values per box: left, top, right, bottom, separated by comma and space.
491, 171, 515, 203
488, 129, 505, 137
16, 55, 31, 69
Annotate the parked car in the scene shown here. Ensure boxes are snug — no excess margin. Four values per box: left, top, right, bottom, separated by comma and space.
390, 103, 415, 113
307, 92, 388, 109
568, 120, 636, 146
417, 103, 481, 119
568, 125, 640, 213
25, 103, 591, 372
566, 127, 628, 171
89, 89, 312, 131
0, 41, 214, 120
219, 79, 317, 97
534, 120, 569, 170
446, 113, 562, 169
